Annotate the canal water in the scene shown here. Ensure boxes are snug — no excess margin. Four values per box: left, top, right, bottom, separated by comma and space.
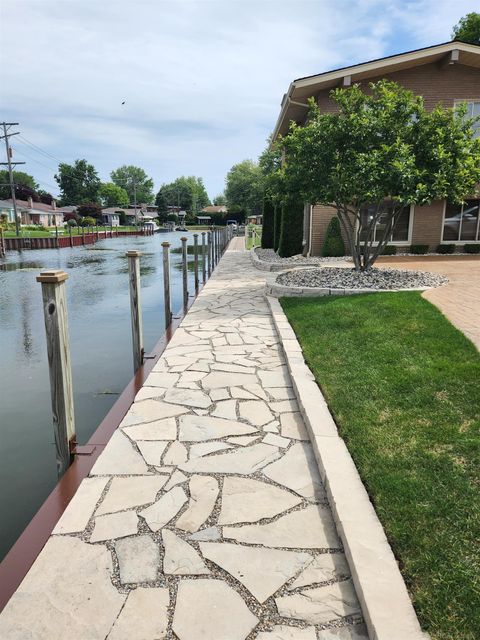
0, 231, 201, 560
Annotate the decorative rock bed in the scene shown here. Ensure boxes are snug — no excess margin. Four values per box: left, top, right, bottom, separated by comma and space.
267, 266, 448, 298
252, 247, 349, 272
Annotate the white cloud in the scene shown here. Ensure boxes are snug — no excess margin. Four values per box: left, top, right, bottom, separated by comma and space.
0, 0, 477, 197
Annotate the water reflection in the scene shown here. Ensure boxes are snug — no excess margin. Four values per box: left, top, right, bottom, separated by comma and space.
0, 232, 195, 560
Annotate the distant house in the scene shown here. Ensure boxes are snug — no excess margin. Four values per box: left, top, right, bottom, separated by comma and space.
247, 214, 263, 225
0, 199, 15, 223
196, 215, 212, 225
201, 205, 228, 215
4, 197, 64, 227
101, 207, 122, 226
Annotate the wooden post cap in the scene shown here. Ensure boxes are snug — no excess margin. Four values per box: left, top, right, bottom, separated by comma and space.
180, 236, 188, 241
126, 250, 142, 257
36, 270, 68, 284
161, 242, 170, 247
193, 233, 198, 237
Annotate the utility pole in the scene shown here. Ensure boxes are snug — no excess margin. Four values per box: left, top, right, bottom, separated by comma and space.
133, 180, 137, 226
1, 122, 25, 237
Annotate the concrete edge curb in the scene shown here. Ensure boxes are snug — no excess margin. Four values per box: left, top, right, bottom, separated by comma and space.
266, 295, 428, 640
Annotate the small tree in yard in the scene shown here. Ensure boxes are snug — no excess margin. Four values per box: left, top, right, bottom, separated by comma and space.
322, 216, 345, 257
261, 195, 274, 249
278, 197, 304, 257
281, 80, 480, 271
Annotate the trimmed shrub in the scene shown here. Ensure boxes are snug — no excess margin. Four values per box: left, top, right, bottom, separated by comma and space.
273, 205, 282, 251
321, 216, 345, 256
278, 198, 304, 257
80, 216, 96, 226
261, 196, 274, 249
437, 244, 455, 254
381, 245, 397, 255
464, 244, 480, 254
409, 244, 429, 255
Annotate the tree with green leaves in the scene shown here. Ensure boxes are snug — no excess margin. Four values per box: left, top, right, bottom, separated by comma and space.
55, 159, 101, 205
281, 80, 480, 270
322, 216, 345, 257
155, 176, 210, 216
0, 170, 38, 200
99, 182, 129, 207
452, 12, 480, 44
110, 165, 154, 204
261, 196, 274, 249
225, 160, 263, 216
213, 193, 226, 205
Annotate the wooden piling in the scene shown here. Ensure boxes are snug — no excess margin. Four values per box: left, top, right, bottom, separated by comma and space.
201, 232, 206, 283
69, 226, 73, 247
162, 242, 172, 329
193, 233, 199, 292
181, 236, 188, 313
207, 231, 212, 277
36, 270, 76, 476
126, 251, 144, 372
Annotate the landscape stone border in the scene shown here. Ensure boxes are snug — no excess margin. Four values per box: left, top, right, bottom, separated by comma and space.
267, 295, 429, 640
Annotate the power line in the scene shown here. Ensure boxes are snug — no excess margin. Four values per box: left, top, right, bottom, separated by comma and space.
0, 122, 24, 236
16, 134, 64, 165
13, 147, 58, 173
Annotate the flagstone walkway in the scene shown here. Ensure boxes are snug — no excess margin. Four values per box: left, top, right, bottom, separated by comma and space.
0, 239, 368, 640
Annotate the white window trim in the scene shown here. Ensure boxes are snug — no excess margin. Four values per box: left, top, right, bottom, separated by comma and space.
358, 204, 414, 245
441, 199, 480, 244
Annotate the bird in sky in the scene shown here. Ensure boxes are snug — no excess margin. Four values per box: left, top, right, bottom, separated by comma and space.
121, 101, 126, 105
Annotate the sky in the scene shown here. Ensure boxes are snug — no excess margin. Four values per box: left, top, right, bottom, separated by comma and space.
0, 0, 478, 200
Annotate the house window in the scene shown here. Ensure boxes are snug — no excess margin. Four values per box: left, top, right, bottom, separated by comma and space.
360, 204, 411, 243
443, 200, 480, 242
455, 100, 480, 138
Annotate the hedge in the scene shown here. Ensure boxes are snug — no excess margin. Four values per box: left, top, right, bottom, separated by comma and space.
321, 215, 345, 256
278, 198, 304, 257
261, 196, 274, 249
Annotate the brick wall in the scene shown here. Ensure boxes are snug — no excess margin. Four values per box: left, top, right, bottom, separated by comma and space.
310, 202, 446, 256
316, 62, 480, 112
411, 201, 445, 249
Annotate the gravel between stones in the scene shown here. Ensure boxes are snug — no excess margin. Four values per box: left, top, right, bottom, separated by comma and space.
255, 248, 348, 265
276, 267, 448, 290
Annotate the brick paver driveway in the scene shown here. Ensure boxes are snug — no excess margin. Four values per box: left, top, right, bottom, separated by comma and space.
378, 255, 480, 350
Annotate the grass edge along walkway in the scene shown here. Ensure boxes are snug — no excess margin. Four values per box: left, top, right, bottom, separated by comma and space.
281, 292, 479, 640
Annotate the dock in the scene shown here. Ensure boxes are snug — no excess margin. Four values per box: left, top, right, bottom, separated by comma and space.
0, 237, 367, 639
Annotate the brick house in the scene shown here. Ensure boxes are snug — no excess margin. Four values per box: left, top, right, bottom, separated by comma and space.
272, 41, 480, 255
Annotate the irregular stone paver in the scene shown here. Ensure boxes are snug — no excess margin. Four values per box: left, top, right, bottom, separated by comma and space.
263, 442, 325, 501
0, 244, 364, 640
179, 442, 281, 474
172, 579, 259, 640
280, 412, 309, 440
96, 476, 167, 515
0, 537, 125, 640
200, 542, 311, 602
179, 414, 256, 441
288, 554, 350, 590
122, 417, 177, 441
90, 510, 138, 543
115, 535, 160, 584
218, 476, 301, 524
224, 505, 340, 549
163, 440, 188, 465
176, 475, 219, 532
275, 580, 361, 624
140, 486, 188, 532
137, 440, 169, 466
162, 529, 210, 575
108, 587, 169, 640
90, 431, 150, 475
239, 399, 274, 426
53, 476, 108, 534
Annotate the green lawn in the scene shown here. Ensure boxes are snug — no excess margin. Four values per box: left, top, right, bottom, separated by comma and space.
281, 292, 480, 640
